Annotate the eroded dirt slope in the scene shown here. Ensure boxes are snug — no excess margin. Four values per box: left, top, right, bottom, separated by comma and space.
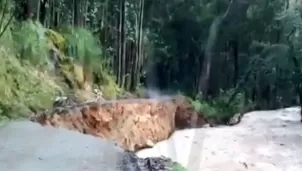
30, 96, 207, 151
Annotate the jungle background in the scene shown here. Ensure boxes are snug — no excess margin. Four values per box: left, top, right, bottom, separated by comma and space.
0, 0, 301, 122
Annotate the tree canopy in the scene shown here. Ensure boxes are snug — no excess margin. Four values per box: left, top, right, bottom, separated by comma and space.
0, 0, 302, 120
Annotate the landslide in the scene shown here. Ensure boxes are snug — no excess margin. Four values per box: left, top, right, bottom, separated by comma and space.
30, 96, 208, 152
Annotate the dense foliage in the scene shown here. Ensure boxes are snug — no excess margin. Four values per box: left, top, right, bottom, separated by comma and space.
0, 0, 302, 121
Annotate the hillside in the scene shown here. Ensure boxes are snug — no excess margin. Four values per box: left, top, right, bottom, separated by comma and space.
1, 0, 302, 171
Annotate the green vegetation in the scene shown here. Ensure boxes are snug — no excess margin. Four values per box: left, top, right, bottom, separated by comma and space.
172, 162, 187, 171
0, 3, 120, 119
0, 17, 62, 119
0, 0, 302, 170
0, 0, 301, 125
0, 49, 61, 119
190, 89, 254, 123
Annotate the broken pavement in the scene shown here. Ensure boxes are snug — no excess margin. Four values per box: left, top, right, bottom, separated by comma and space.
30, 96, 208, 151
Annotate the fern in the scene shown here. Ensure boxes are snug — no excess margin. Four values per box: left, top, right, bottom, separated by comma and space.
12, 20, 50, 66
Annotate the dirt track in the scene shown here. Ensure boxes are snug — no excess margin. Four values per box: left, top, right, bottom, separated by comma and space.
137, 107, 302, 171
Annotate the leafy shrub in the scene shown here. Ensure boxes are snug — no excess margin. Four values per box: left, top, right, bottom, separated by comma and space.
60, 27, 103, 67
191, 89, 254, 123
60, 27, 119, 98
45, 28, 67, 52
12, 20, 50, 66
0, 46, 62, 119
99, 72, 120, 99
0, 16, 119, 119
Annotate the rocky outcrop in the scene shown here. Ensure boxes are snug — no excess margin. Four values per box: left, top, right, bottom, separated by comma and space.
30, 96, 208, 151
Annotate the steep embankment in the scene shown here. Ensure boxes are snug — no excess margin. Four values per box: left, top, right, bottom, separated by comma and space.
0, 47, 62, 121
137, 107, 302, 171
29, 96, 207, 152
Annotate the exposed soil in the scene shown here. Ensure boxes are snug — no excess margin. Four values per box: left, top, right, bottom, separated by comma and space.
30, 96, 208, 151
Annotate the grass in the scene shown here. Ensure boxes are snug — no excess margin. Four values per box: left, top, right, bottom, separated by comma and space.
0, 46, 62, 119
0, 19, 120, 121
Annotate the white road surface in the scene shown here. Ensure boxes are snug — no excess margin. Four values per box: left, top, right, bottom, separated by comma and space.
136, 107, 302, 171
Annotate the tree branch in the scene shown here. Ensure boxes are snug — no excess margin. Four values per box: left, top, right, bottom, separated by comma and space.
0, 13, 14, 39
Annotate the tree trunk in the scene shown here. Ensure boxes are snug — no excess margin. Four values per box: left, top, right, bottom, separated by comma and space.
198, 17, 222, 99
288, 45, 302, 121
73, 0, 79, 26
132, 0, 144, 90
22, 0, 33, 20
36, 0, 40, 21
121, 0, 126, 88
39, 0, 47, 25
53, 1, 59, 28
117, 0, 123, 86
198, 0, 233, 99
232, 38, 239, 87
